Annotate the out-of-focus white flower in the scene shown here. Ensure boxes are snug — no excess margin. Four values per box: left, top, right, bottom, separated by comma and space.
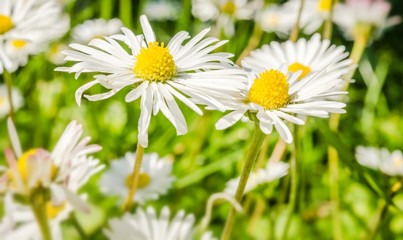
0, 84, 23, 118
192, 0, 263, 37
144, 1, 180, 21
356, 146, 403, 176
47, 43, 69, 65
333, 0, 401, 40
0, 193, 73, 240
215, 65, 346, 143
0, 120, 104, 213
0, 0, 69, 73
72, 18, 123, 44
242, 34, 354, 81
104, 206, 216, 240
100, 152, 174, 205
257, 4, 296, 38
225, 161, 289, 195
58, 15, 247, 147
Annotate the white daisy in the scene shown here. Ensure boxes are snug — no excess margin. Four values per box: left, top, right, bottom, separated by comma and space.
72, 18, 123, 44
0, 120, 104, 212
144, 1, 180, 21
100, 152, 174, 205
257, 4, 297, 38
0, 84, 24, 118
57, 15, 247, 147
333, 0, 401, 40
104, 206, 215, 240
0, 193, 73, 240
0, 0, 69, 73
191, 0, 263, 37
242, 33, 354, 81
215, 65, 347, 143
225, 161, 289, 195
355, 146, 403, 177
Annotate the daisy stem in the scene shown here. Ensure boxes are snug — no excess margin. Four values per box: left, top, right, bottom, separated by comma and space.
220, 116, 265, 240
30, 198, 52, 240
367, 180, 402, 240
123, 143, 145, 212
281, 125, 300, 240
235, 24, 263, 65
327, 26, 369, 240
119, 0, 132, 28
323, 0, 335, 40
3, 70, 14, 121
290, 0, 305, 42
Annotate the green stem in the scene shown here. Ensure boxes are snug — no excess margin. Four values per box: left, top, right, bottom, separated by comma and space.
123, 143, 145, 211
322, 0, 334, 40
327, 28, 370, 240
119, 0, 132, 28
235, 24, 263, 65
100, 0, 113, 19
3, 70, 14, 120
281, 126, 300, 240
220, 116, 265, 240
289, 0, 305, 42
30, 201, 52, 240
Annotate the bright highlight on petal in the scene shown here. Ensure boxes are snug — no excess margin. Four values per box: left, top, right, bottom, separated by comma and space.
134, 42, 177, 82
288, 62, 311, 79
248, 70, 289, 110
0, 15, 14, 34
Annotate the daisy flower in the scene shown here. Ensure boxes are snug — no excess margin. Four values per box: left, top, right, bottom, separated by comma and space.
191, 0, 263, 37
0, 120, 104, 212
104, 206, 215, 240
355, 146, 403, 177
215, 65, 347, 143
333, 0, 401, 40
0, 0, 69, 73
100, 152, 174, 205
144, 1, 180, 21
257, 4, 297, 38
225, 161, 289, 195
0, 193, 74, 240
242, 34, 354, 81
72, 18, 123, 44
57, 15, 247, 147
0, 84, 24, 118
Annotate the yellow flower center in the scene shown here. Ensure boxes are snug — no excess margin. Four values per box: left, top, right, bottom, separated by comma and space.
248, 70, 289, 110
134, 42, 176, 82
221, 1, 236, 15
125, 172, 151, 189
393, 156, 403, 168
317, 0, 332, 12
47, 202, 66, 219
12, 39, 27, 49
288, 62, 311, 80
0, 15, 14, 34
0, 97, 4, 106
7, 149, 58, 188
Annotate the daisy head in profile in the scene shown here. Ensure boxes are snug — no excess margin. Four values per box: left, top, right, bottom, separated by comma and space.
100, 152, 175, 205
0, 120, 104, 213
104, 206, 215, 240
355, 146, 403, 177
215, 65, 347, 143
57, 15, 247, 148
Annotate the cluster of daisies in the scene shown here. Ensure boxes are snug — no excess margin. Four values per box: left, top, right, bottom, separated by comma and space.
0, 0, 401, 239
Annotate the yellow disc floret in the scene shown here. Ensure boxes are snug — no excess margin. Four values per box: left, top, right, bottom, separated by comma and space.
0, 15, 14, 34
134, 42, 176, 82
12, 40, 27, 49
248, 70, 289, 110
125, 172, 151, 189
221, 1, 237, 15
318, 0, 332, 12
47, 202, 66, 219
288, 62, 311, 80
